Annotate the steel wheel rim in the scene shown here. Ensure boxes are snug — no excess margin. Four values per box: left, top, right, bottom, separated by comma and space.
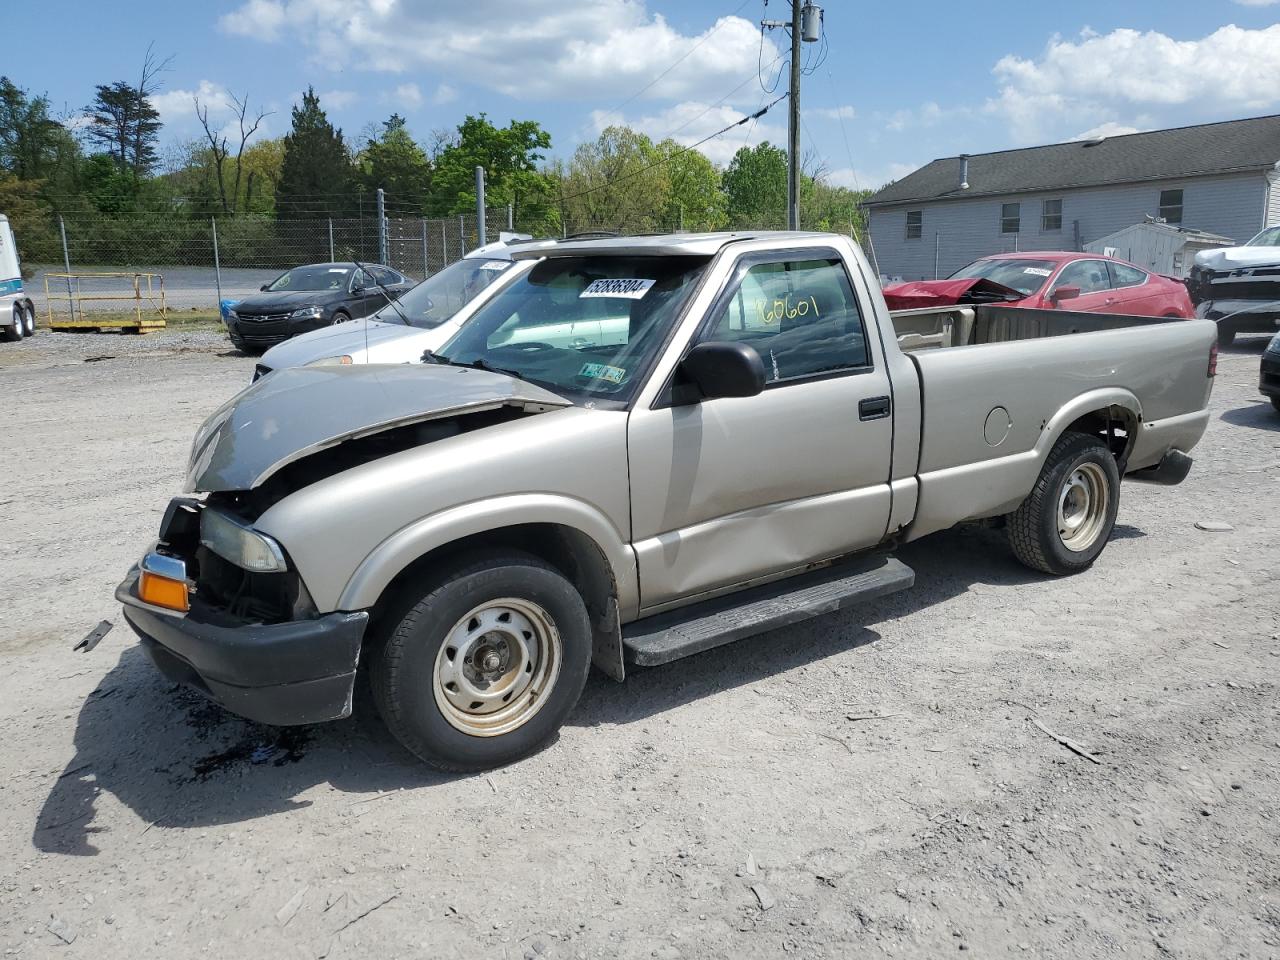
1057, 461, 1109, 552
13, 308, 22, 337
24, 308, 33, 334
432, 597, 562, 737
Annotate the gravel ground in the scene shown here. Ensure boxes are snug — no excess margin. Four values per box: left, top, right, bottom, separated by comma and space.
0, 329, 1277, 960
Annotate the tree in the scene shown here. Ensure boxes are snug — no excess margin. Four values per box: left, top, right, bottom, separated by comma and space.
276, 87, 354, 219
722, 142, 787, 229
561, 126, 667, 232
0, 77, 65, 181
655, 138, 725, 231
194, 89, 270, 215
359, 114, 431, 209
429, 114, 553, 220
83, 45, 170, 179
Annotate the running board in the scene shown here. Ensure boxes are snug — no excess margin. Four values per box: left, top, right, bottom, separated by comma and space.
622, 556, 915, 667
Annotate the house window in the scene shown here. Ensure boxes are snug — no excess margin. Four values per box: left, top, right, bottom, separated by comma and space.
1001, 202, 1020, 234
905, 210, 922, 240
1041, 198, 1062, 232
1159, 189, 1183, 224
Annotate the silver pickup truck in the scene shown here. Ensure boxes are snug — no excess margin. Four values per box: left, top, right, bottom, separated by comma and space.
115, 232, 1216, 770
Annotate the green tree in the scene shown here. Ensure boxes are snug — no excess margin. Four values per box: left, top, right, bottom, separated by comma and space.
0, 175, 59, 268
360, 114, 431, 209
83, 49, 169, 180
561, 126, 667, 232
722, 142, 787, 229
429, 114, 555, 227
276, 87, 354, 219
655, 138, 725, 230
0, 77, 65, 180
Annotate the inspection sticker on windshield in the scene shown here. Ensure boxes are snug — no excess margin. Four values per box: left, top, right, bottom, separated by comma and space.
479, 261, 510, 271
1023, 267, 1052, 276
580, 362, 626, 384
580, 278, 655, 299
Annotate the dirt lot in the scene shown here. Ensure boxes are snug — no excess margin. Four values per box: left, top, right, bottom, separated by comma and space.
1, 329, 1277, 960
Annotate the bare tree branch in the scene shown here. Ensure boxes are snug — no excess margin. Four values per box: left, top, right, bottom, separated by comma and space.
229, 91, 271, 214
194, 95, 230, 214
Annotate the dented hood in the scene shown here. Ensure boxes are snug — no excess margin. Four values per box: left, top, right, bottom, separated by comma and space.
881, 277, 1026, 310
186, 364, 571, 492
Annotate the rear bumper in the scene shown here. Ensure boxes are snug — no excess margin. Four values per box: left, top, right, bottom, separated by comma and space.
116, 566, 368, 726
1261, 352, 1280, 399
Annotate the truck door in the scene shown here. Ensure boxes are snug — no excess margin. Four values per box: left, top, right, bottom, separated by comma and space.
626, 250, 895, 611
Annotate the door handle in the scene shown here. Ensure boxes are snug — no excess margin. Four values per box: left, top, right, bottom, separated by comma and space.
859, 396, 891, 421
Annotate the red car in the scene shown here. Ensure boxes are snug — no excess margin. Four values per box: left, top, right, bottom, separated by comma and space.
882, 252, 1195, 318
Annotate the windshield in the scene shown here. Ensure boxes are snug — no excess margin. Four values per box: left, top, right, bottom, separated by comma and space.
371, 256, 514, 328
437, 255, 710, 404
1247, 227, 1280, 247
948, 258, 1057, 296
266, 265, 352, 292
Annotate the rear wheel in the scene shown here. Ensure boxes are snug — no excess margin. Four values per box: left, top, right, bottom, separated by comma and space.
371, 551, 592, 771
1007, 432, 1120, 575
3, 306, 23, 342
21, 304, 35, 336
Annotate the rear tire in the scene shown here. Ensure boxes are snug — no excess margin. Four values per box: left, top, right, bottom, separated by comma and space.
1217, 326, 1236, 347
21, 304, 35, 336
1007, 432, 1120, 576
3, 306, 23, 342
371, 550, 592, 771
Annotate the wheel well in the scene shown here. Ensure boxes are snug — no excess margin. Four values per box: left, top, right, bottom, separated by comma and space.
1063, 405, 1139, 472
366, 523, 618, 645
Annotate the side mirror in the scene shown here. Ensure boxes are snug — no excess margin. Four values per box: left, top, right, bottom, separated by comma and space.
678, 341, 766, 401
259, 284, 269, 291
1051, 285, 1081, 303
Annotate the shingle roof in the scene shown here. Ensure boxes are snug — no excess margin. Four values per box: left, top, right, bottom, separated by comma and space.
865, 114, 1280, 207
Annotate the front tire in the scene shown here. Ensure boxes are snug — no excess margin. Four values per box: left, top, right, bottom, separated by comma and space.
1271, 396, 1280, 414
1007, 432, 1120, 575
1217, 326, 1236, 347
21, 304, 35, 336
330, 310, 351, 325
371, 551, 592, 771
4, 306, 24, 342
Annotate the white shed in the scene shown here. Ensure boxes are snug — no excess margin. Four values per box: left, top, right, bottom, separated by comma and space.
1084, 220, 1234, 278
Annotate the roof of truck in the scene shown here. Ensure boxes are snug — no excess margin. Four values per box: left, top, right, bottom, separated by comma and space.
509, 231, 834, 260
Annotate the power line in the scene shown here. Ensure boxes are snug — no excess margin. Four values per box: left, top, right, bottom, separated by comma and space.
658, 52, 784, 143
558, 92, 788, 205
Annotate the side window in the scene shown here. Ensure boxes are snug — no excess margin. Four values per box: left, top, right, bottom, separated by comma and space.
372, 266, 399, 285
905, 210, 923, 240
703, 258, 870, 384
1108, 262, 1147, 288
351, 268, 371, 291
1001, 202, 1020, 234
1053, 260, 1111, 295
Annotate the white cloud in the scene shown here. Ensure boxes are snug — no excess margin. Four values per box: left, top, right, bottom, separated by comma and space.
589, 101, 787, 166
884, 101, 950, 132
218, 0, 287, 39
988, 24, 1280, 142
432, 83, 458, 105
811, 105, 856, 121
1232, 0, 1279, 6
391, 83, 423, 108
828, 163, 919, 191
319, 89, 359, 110
217, 1, 779, 102
150, 81, 275, 143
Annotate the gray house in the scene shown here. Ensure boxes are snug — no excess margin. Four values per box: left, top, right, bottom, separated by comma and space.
864, 114, 1280, 281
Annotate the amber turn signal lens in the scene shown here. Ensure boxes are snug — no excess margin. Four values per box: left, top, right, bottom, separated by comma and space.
139, 571, 190, 612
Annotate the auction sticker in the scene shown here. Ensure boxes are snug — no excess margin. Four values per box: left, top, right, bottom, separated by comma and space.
1023, 267, 1051, 276
580, 278, 655, 299
479, 260, 511, 271
580, 362, 626, 384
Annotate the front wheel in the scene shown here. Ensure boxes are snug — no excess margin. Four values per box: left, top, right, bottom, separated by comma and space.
1217, 326, 1236, 347
1007, 432, 1120, 575
1271, 395, 1280, 414
371, 551, 592, 771
3, 306, 23, 342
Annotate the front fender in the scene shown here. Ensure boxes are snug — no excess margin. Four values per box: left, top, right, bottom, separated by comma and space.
337, 493, 639, 618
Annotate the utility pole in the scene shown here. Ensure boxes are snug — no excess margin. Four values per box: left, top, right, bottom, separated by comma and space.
762, 2, 824, 231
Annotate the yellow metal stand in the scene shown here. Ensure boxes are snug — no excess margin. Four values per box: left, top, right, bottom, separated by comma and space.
44, 272, 168, 332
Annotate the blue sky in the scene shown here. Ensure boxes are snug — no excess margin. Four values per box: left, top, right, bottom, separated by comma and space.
8, 0, 1280, 192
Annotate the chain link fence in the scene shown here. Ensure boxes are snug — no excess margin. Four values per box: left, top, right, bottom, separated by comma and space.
29, 206, 519, 316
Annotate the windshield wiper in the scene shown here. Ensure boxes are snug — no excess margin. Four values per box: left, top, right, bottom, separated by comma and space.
353, 259, 412, 326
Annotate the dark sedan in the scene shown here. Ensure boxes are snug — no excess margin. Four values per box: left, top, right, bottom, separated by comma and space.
226, 262, 413, 354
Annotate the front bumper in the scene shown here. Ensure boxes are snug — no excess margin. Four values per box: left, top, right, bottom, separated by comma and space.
227, 314, 329, 349
1197, 298, 1280, 334
1262, 351, 1280, 399
116, 565, 368, 726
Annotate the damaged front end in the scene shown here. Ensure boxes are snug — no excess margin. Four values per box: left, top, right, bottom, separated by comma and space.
1190, 249, 1280, 341
117, 363, 572, 725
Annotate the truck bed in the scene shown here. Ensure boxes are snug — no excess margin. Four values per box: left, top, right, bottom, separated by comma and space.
889, 304, 1176, 352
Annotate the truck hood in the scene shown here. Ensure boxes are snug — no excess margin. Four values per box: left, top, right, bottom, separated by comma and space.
881, 277, 1026, 311
186, 364, 571, 492
1194, 245, 1280, 272
259, 318, 436, 369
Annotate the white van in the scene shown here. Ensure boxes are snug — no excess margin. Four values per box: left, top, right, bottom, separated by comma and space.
0, 215, 37, 342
